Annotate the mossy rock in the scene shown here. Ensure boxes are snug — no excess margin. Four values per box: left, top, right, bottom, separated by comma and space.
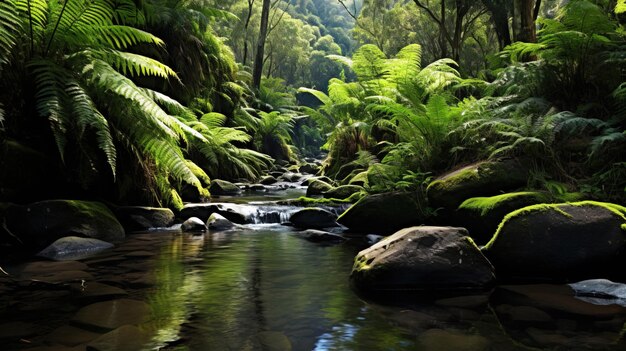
351, 226, 495, 294
299, 163, 320, 175
259, 175, 278, 185
482, 201, 626, 282
455, 192, 551, 245
306, 179, 333, 197
426, 160, 528, 210
113, 206, 175, 231
338, 192, 427, 234
4, 200, 125, 251
348, 171, 369, 187
301, 176, 333, 186
209, 179, 241, 195
323, 185, 364, 200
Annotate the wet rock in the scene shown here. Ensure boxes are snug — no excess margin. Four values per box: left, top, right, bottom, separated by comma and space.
269, 171, 283, 178
295, 230, 347, 244
255, 331, 292, 351
46, 325, 100, 346
37, 236, 113, 261
209, 179, 241, 195
249, 184, 267, 191
482, 201, 626, 282
366, 234, 384, 244
181, 217, 207, 232
86, 325, 150, 351
21, 260, 88, 274
0, 321, 37, 340
71, 282, 128, 302
494, 284, 626, 318
426, 160, 527, 210
25, 270, 94, 284
71, 299, 150, 331
113, 206, 175, 231
179, 203, 248, 224
351, 226, 495, 294
4, 200, 125, 251
525, 328, 569, 347
323, 185, 363, 200
435, 295, 489, 309
495, 305, 553, 323
289, 208, 338, 229
260, 175, 278, 185
281, 172, 303, 182
207, 213, 236, 231
417, 329, 490, 351
569, 279, 626, 301
299, 163, 319, 175
305, 179, 333, 197
338, 192, 426, 234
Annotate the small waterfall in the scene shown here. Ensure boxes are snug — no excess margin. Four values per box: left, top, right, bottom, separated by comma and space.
194, 202, 350, 225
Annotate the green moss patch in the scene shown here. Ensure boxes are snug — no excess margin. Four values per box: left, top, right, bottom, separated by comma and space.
459, 192, 550, 216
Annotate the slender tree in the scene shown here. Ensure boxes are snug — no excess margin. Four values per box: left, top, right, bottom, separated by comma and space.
252, 0, 271, 89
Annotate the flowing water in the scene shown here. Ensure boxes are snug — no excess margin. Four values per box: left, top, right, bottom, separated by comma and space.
2, 192, 626, 350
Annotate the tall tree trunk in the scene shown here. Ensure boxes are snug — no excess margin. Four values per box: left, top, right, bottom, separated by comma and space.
242, 0, 254, 66
515, 0, 537, 42
482, 0, 512, 50
252, 0, 271, 90
440, 0, 448, 58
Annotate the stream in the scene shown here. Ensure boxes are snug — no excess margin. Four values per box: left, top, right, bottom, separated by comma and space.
1, 189, 626, 350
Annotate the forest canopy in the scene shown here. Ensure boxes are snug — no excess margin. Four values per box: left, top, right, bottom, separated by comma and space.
0, 0, 624, 208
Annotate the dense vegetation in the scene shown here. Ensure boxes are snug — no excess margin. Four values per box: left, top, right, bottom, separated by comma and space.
0, 0, 624, 210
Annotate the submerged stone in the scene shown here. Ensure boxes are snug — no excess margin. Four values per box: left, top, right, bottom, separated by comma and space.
295, 229, 347, 244
71, 299, 151, 331
86, 325, 150, 351
46, 324, 100, 346
417, 329, 490, 351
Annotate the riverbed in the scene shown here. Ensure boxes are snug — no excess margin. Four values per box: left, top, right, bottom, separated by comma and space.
1, 190, 626, 350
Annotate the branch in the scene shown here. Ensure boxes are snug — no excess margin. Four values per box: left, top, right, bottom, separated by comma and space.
268, 1, 290, 35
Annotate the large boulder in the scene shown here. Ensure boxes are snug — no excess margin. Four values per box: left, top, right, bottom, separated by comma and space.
338, 192, 426, 234
482, 201, 626, 282
351, 226, 495, 293
306, 179, 333, 197
426, 160, 527, 210
299, 163, 319, 174
454, 192, 550, 245
113, 206, 175, 231
295, 229, 347, 244
209, 179, 241, 196
323, 185, 364, 200
3, 200, 124, 251
289, 208, 338, 229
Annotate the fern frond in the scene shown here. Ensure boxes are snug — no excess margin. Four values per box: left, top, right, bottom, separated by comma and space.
0, 0, 22, 65
96, 50, 178, 79
65, 80, 117, 175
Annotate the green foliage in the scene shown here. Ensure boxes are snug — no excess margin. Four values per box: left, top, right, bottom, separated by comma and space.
252, 111, 295, 161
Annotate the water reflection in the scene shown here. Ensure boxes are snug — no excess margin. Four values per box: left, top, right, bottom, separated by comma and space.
140, 227, 626, 351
